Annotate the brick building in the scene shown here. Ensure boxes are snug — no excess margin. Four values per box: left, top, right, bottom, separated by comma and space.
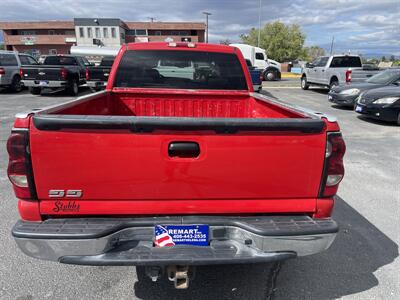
0, 19, 206, 57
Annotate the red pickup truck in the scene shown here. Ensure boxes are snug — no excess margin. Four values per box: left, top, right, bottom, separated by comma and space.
7, 42, 345, 289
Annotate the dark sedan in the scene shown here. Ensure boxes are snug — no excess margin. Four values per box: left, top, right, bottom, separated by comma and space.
328, 69, 400, 107
355, 86, 400, 125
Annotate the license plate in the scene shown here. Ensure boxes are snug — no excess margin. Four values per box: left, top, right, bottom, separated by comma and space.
154, 224, 209, 247
39, 81, 49, 86
355, 105, 363, 112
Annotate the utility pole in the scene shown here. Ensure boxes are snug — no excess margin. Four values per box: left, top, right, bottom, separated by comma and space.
203, 12, 211, 43
330, 36, 335, 55
258, 0, 262, 47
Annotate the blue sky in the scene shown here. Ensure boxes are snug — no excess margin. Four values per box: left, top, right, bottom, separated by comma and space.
0, 0, 399, 57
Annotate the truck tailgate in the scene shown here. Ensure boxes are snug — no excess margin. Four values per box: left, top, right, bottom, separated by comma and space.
22, 66, 63, 81
29, 122, 326, 214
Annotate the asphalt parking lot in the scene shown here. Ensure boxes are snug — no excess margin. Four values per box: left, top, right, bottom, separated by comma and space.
0, 85, 399, 300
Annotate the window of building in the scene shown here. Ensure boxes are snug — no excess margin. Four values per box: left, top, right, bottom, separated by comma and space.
87, 27, 92, 38
48, 30, 55, 35
155, 31, 161, 36
79, 27, 84, 38
135, 29, 147, 36
65, 30, 75, 35
103, 28, 109, 38
95, 27, 101, 38
111, 27, 116, 38
49, 49, 57, 55
20, 30, 36, 35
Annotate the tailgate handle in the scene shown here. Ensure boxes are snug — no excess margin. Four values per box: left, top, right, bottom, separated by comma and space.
168, 142, 200, 158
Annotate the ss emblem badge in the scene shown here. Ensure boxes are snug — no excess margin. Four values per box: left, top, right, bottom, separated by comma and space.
49, 190, 83, 198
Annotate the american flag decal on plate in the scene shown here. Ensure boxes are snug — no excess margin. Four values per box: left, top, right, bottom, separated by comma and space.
154, 225, 176, 247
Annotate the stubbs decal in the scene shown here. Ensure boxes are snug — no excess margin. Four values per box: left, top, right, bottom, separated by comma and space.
53, 201, 80, 213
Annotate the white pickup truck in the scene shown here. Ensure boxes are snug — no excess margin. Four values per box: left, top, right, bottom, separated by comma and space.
301, 55, 381, 90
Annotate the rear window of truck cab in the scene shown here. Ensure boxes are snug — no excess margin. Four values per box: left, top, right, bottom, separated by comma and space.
44, 56, 77, 66
114, 50, 248, 90
330, 56, 362, 68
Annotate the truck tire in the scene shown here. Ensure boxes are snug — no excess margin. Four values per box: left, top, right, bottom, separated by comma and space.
264, 70, 277, 81
329, 78, 339, 89
10, 75, 22, 92
29, 87, 41, 95
397, 113, 400, 126
67, 79, 79, 96
301, 76, 309, 90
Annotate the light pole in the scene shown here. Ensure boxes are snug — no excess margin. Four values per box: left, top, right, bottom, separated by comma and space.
203, 12, 211, 43
258, 0, 262, 47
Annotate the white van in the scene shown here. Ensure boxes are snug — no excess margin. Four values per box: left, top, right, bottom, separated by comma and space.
230, 44, 267, 69
229, 44, 281, 81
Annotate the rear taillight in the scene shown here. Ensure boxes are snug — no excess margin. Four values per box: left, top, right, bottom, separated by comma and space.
259, 72, 264, 82
19, 68, 24, 77
320, 132, 346, 197
7, 131, 36, 200
0, 67, 5, 75
345, 69, 352, 82
60, 68, 67, 80
85, 67, 89, 80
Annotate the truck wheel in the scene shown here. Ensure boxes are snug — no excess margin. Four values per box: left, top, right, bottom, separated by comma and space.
67, 79, 79, 96
29, 87, 41, 95
329, 79, 339, 89
397, 113, 400, 126
10, 75, 22, 92
265, 70, 276, 81
301, 76, 309, 90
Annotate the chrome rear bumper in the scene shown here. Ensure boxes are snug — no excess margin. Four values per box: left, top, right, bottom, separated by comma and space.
13, 216, 337, 266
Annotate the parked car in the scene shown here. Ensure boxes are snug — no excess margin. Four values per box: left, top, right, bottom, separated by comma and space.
86, 56, 114, 91
8, 42, 345, 289
230, 43, 281, 81
328, 69, 400, 107
0, 51, 38, 92
355, 85, 400, 125
301, 55, 381, 90
245, 59, 262, 92
21, 55, 91, 95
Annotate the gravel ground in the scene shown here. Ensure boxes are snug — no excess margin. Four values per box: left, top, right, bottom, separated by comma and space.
0, 86, 398, 299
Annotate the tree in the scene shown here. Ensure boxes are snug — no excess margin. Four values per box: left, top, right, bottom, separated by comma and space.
219, 39, 231, 45
0, 44, 5, 50
381, 56, 386, 62
240, 21, 306, 62
390, 55, 395, 62
302, 46, 326, 61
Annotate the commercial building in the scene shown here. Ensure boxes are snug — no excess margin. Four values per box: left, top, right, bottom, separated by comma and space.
0, 18, 206, 57
0, 21, 75, 56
